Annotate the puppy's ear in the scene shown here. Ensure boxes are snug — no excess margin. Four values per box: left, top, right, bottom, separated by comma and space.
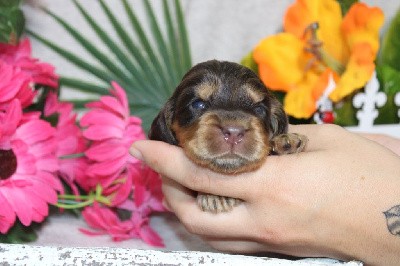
269, 97, 288, 138
148, 100, 178, 145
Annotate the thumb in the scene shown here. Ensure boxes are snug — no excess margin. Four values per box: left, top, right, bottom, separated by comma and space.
129, 140, 250, 198
129, 140, 186, 174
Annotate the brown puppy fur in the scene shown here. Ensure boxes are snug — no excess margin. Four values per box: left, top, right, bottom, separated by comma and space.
149, 60, 307, 213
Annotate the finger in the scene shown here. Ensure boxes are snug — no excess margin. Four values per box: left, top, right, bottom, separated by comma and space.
130, 140, 253, 198
289, 124, 355, 151
201, 237, 268, 254
162, 177, 258, 238
203, 237, 321, 258
161, 176, 196, 209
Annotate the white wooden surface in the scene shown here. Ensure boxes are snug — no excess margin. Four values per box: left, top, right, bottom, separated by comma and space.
0, 244, 362, 266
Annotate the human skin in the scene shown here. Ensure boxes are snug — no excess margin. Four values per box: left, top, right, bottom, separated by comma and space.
130, 124, 400, 265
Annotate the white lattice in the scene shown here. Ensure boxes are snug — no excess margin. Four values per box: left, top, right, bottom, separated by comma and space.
353, 71, 387, 129
318, 71, 400, 137
395, 92, 400, 119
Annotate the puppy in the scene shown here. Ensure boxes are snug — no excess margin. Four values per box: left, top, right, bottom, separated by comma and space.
149, 60, 307, 213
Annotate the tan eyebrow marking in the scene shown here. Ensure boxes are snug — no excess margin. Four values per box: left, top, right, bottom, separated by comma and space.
245, 85, 264, 103
197, 82, 217, 100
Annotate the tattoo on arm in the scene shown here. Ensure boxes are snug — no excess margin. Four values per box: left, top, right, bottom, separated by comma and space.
384, 205, 400, 236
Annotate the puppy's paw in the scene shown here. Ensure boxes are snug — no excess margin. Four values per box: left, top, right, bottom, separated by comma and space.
197, 193, 241, 213
270, 133, 308, 155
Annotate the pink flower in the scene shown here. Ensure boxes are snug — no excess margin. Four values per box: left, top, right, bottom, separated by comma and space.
78, 81, 146, 190
118, 165, 166, 217
79, 165, 166, 246
0, 38, 58, 88
80, 203, 135, 242
101, 170, 133, 206
44, 92, 87, 195
0, 99, 62, 233
80, 203, 164, 247
0, 61, 35, 108
75, 82, 166, 246
131, 212, 164, 247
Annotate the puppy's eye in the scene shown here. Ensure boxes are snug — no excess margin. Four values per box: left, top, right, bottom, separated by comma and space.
191, 99, 207, 110
253, 105, 266, 116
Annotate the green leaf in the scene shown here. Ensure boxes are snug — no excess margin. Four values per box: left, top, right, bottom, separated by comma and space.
377, 64, 400, 95
0, 221, 38, 244
68, 99, 96, 109
143, 0, 177, 89
336, 0, 358, 16
27, 30, 117, 84
30, 0, 192, 132
59, 76, 109, 95
43, 8, 135, 88
375, 64, 400, 124
0, 0, 21, 7
162, 0, 181, 82
240, 51, 259, 74
333, 96, 358, 126
122, 0, 172, 97
378, 7, 400, 72
73, 0, 163, 102
174, 0, 192, 73
98, 0, 165, 97
0, 4, 24, 43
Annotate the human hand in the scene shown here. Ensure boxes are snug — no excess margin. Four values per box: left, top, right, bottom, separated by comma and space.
130, 124, 400, 265
361, 133, 400, 156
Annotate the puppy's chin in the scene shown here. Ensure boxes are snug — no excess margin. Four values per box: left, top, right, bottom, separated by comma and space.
204, 154, 263, 174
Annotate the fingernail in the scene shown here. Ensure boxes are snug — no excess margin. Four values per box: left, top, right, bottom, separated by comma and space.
129, 143, 143, 161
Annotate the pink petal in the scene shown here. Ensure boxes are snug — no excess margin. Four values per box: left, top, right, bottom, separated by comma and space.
16, 120, 55, 144
1, 99, 22, 134
85, 141, 126, 161
116, 199, 136, 212
79, 228, 106, 236
43, 92, 59, 116
0, 193, 16, 233
110, 81, 128, 111
30, 208, 46, 223
99, 96, 126, 118
0, 64, 25, 102
80, 110, 125, 128
86, 156, 126, 177
83, 125, 123, 140
0, 184, 33, 226
35, 157, 59, 172
23, 188, 49, 217
82, 206, 108, 230
34, 171, 63, 191
139, 223, 165, 247
105, 175, 132, 206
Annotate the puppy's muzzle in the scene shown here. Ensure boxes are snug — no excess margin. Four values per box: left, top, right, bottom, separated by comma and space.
173, 110, 270, 175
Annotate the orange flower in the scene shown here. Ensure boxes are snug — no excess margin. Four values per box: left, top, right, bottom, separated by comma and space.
253, 0, 384, 118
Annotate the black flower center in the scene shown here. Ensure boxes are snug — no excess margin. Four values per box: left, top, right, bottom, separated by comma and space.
0, 149, 17, 180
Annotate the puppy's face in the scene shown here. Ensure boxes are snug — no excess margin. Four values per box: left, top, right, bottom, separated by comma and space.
149, 60, 287, 174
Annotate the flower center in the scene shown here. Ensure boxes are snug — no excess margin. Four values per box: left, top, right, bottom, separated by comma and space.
0, 149, 18, 180
303, 22, 345, 75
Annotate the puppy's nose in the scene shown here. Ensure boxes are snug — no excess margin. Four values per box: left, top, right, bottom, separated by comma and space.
222, 126, 246, 145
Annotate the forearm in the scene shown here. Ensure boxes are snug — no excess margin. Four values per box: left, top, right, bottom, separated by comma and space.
315, 166, 400, 265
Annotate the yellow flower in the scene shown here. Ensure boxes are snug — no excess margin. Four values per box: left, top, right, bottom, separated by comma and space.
253, 0, 384, 119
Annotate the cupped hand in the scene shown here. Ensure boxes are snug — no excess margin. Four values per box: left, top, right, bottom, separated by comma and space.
130, 124, 400, 265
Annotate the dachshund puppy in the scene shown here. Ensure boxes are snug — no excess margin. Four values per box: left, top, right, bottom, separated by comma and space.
149, 60, 307, 213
